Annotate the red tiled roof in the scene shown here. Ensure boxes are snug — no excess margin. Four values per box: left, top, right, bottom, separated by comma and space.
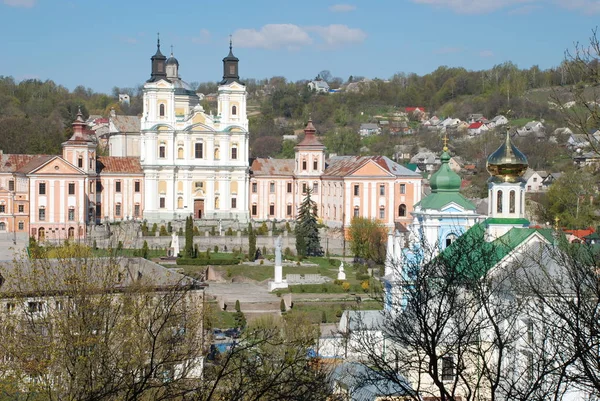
97, 156, 143, 174
564, 227, 595, 240
0, 154, 47, 173
468, 122, 483, 129
16, 155, 55, 174
405, 107, 425, 113
251, 158, 295, 176
295, 119, 325, 148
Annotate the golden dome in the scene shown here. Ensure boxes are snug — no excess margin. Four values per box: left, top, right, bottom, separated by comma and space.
486, 129, 528, 182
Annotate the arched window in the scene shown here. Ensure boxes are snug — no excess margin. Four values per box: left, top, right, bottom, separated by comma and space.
68, 227, 74, 239
509, 190, 516, 214
177, 197, 183, 209
38, 227, 45, 241
177, 147, 184, 159
215, 197, 220, 209
232, 105, 237, 115
398, 204, 407, 217
353, 206, 360, 217
0, 222, 5, 231
497, 190, 503, 213
159, 103, 165, 117
445, 233, 457, 248
214, 147, 220, 160
159, 144, 166, 158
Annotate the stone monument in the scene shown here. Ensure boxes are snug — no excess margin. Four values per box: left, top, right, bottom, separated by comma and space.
337, 262, 346, 280
170, 232, 180, 258
269, 235, 288, 291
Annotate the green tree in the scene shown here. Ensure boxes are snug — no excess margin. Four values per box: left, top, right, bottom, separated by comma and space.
141, 240, 149, 259
542, 168, 599, 228
248, 223, 256, 261
348, 217, 387, 263
185, 216, 194, 258
295, 189, 323, 257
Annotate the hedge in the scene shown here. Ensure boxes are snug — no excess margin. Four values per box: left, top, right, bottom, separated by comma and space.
176, 257, 240, 266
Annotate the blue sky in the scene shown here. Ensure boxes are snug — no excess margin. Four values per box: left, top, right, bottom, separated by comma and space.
1, 0, 599, 93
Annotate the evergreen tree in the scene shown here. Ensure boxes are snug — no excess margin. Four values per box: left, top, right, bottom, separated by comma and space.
295, 189, 323, 257
184, 216, 194, 258
248, 222, 256, 261
141, 240, 149, 259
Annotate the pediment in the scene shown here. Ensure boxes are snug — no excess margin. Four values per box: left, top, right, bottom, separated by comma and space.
30, 157, 84, 176
350, 160, 392, 177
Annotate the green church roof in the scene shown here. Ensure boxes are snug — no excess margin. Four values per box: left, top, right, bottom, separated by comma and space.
416, 192, 476, 211
437, 222, 555, 280
429, 151, 462, 192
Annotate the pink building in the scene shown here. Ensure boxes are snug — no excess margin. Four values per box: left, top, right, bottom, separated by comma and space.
249, 121, 423, 230
0, 110, 144, 243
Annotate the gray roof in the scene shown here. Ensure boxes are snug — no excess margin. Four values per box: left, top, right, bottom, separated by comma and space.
0, 257, 203, 297
330, 362, 414, 401
339, 310, 385, 333
360, 123, 379, 130
110, 115, 141, 134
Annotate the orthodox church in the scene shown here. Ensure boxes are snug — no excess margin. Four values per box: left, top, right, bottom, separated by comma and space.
384, 129, 555, 308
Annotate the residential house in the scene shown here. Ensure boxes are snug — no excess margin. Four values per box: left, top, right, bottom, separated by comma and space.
523, 168, 548, 192
517, 120, 545, 136
409, 151, 440, 173
490, 115, 508, 127
573, 151, 600, 167
249, 120, 423, 230
467, 113, 485, 123
330, 362, 415, 400
541, 172, 562, 190
467, 122, 489, 136
308, 79, 330, 93
359, 123, 381, 137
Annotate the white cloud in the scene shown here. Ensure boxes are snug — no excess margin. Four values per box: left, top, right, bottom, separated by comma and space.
434, 46, 462, 54
411, 0, 535, 14
233, 24, 312, 50
479, 50, 494, 57
554, 0, 600, 14
3, 0, 35, 7
329, 4, 357, 12
191, 29, 211, 44
307, 24, 367, 48
232, 23, 366, 50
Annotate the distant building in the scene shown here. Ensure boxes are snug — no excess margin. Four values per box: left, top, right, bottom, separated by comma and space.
467, 122, 489, 136
359, 123, 381, 137
307, 80, 329, 93
523, 168, 548, 192
118, 94, 130, 105
490, 115, 508, 127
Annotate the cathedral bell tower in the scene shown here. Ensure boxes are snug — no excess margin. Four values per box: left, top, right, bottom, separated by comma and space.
148, 35, 167, 82
486, 128, 529, 238
220, 38, 240, 85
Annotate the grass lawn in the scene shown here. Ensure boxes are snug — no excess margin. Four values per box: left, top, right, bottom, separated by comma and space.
286, 299, 383, 324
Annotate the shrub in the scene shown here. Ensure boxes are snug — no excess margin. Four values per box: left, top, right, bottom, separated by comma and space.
142, 240, 149, 259
159, 225, 168, 236
151, 223, 158, 235
117, 241, 123, 251
235, 300, 241, 313
193, 226, 200, 236
280, 299, 286, 313
260, 259, 264, 265
178, 227, 183, 236
335, 309, 343, 318
92, 240, 97, 250
328, 258, 338, 266
285, 222, 291, 232
210, 226, 216, 236
226, 227, 233, 236
167, 222, 172, 233
321, 311, 327, 323
214, 245, 219, 253
284, 247, 294, 258
176, 258, 240, 266
262, 245, 267, 257
361, 280, 370, 292
342, 282, 351, 292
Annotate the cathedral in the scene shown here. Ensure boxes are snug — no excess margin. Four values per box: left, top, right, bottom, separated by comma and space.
112, 38, 250, 223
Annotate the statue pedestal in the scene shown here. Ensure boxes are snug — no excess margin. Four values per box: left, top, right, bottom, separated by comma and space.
269, 264, 288, 291
337, 272, 346, 280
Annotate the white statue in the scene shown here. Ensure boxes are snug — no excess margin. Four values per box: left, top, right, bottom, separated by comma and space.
269, 235, 288, 291
170, 231, 180, 257
337, 262, 346, 280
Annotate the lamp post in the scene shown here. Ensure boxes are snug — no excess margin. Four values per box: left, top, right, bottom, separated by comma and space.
12, 192, 16, 245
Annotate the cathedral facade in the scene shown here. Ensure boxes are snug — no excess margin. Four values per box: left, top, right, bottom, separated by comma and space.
138, 39, 250, 223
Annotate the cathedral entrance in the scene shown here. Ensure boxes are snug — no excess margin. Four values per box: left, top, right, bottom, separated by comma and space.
194, 199, 204, 219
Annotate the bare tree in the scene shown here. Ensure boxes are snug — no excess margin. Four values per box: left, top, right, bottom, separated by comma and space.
348, 226, 564, 401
